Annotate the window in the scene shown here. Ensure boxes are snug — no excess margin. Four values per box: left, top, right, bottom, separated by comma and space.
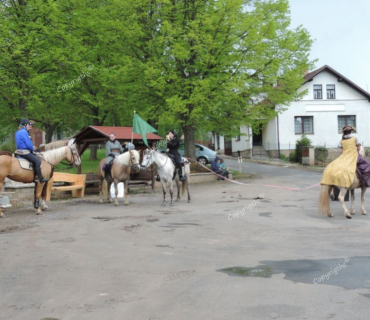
295, 116, 314, 134
338, 115, 356, 133
313, 85, 322, 99
327, 84, 335, 99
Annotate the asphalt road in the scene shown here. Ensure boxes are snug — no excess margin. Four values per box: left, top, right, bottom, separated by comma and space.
1, 159, 370, 320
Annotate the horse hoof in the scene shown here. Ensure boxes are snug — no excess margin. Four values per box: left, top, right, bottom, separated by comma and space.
170, 203, 174, 207
327, 213, 334, 217
124, 202, 129, 206
188, 200, 191, 203
362, 211, 367, 215
99, 199, 103, 204
114, 202, 119, 207
346, 215, 352, 219
0, 214, 6, 218
109, 199, 113, 203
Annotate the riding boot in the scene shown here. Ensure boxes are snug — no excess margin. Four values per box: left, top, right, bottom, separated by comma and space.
104, 165, 110, 180
34, 165, 49, 183
177, 165, 185, 181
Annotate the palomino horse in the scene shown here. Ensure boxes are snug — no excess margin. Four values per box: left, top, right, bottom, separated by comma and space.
0, 139, 81, 217
319, 146, 367, 219
97, 150, 140, 206
141, 149, 190, 206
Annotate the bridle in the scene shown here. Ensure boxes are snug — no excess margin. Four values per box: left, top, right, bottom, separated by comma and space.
118, 150, 140, 169
142, 149, 169, 170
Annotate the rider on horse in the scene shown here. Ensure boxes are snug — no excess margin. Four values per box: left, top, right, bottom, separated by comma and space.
15, 118, 49, 183
321, 125, 370, 188
104, 133, 134, 180
166, 130, 185, 181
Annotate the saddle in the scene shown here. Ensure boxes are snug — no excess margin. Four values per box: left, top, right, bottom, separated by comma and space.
167, 153, 188, 167
13, 153, 43, 171
167, 153, 188, 180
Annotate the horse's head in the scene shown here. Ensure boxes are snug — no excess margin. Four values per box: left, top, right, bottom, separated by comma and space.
128, 149, 141, 170
141, 148, 155, 169
66, 139, 81, 167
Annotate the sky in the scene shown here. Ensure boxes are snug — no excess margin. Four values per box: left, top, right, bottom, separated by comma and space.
288, 0, 370, 91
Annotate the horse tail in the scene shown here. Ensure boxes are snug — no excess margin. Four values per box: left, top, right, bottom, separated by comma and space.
319, 184, 331, 215
102, 179, 109, 198
181, 178, 186, 196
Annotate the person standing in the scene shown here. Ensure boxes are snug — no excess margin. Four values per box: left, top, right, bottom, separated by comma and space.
104, 133, 124, 180
15, 118, 49, 183
166, 130, 185, 181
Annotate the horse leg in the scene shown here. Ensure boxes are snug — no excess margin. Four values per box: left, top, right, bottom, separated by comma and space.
113, 181, 119, 207
175, 178, 180, 201
161, 180, 167, 206
350, 189, 355, 214
107, 181, 113, 203
338, 187, 351, 219
186, 174, 191, 203
169, 181, 174, 206
98, 177, 104, 203
123, 180, 129, 206
34, 182, 44, 215
0, 180, 5, 217
40, 182, 49, 211
361, 186, 367, 215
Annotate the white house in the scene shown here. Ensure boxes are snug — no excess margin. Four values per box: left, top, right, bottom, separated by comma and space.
231, 65, 370, 158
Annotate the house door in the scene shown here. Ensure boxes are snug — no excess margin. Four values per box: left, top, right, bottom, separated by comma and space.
253, 130, 262, 146
224, 137, 232, 155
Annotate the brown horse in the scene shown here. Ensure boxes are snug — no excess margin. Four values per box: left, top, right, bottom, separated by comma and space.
0, 139, 81, 217
319, 146, 367, 219
98, 150, 140, 206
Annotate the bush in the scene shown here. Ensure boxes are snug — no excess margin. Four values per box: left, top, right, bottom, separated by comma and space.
289, 151, 297, 162
295, 134, 312, 163
0, 141, 16, 152
279, 154, 288, 161
315, 146, 328, 163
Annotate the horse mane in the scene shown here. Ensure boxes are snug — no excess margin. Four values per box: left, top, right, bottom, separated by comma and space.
39, 140, 69, 151
41, 146, 67, 163
0, 151, 12, 157
116, 150, 140, 165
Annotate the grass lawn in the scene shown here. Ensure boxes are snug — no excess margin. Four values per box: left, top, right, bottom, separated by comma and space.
55, 148, 106, 174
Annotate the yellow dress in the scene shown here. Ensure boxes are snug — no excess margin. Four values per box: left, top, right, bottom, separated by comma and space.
320, 137, 358, 188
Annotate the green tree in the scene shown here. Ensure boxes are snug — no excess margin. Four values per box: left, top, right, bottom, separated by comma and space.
121, 0, 313, 158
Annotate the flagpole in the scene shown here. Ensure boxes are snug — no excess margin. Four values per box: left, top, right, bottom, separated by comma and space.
131, 111, 135, 143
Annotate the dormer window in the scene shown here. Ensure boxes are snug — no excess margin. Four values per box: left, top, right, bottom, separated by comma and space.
327, 84, 336, 99
313, 85, 322, 99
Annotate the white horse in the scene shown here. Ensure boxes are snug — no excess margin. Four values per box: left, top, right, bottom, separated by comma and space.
319, 146, 367, 219
141, 149, 190, 206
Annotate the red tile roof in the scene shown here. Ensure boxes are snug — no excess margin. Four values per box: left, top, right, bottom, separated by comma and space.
91, 126, 162, 140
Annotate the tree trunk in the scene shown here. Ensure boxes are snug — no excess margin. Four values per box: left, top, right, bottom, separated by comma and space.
89, 145, 98, 161
44, 124, 58, 143
183, 124, 196, 160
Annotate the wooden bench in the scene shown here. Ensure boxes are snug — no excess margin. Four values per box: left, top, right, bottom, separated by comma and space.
45, 172, 86, 201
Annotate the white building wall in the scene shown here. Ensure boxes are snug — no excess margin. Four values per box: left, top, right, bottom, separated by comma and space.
232, 126, 252, 152
277, 71, 370, 149
262, 118, 277, 150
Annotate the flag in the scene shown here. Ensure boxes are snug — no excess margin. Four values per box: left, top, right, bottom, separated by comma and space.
132, 113, 157, 146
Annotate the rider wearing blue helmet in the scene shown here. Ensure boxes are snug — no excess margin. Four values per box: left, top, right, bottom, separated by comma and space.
15, 118, 49, 183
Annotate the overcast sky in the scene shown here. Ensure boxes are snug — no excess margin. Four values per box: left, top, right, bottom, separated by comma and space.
288, 0, 370, 91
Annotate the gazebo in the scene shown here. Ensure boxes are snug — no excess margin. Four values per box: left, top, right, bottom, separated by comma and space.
73, 126, 162, 183
73, 125, 163, 156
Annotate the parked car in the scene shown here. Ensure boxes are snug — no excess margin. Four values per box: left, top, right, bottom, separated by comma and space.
158, 143, 217, 165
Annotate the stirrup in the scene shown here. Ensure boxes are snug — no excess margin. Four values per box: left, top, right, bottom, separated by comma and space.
179, 175, 185, 181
